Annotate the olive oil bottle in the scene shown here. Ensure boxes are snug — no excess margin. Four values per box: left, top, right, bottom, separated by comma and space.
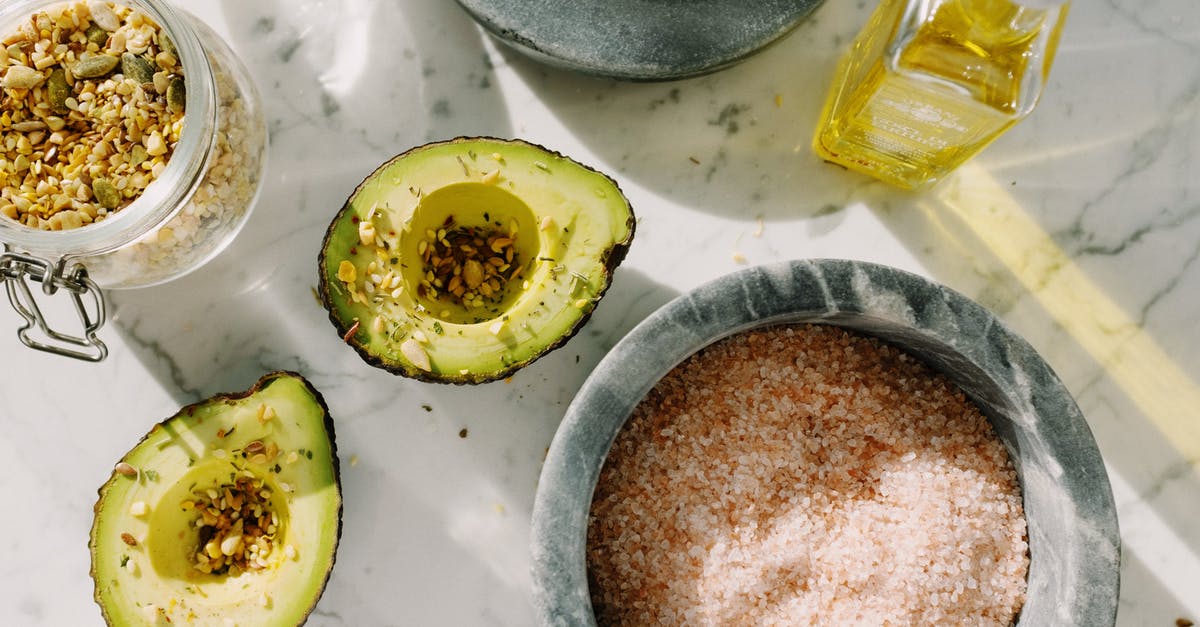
814, 0, 1069, 190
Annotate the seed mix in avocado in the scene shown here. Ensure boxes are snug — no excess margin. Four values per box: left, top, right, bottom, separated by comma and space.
318, 137, 635, 383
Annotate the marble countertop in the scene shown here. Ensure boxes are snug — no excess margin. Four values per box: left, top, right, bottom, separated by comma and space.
1, 0, 1197, 625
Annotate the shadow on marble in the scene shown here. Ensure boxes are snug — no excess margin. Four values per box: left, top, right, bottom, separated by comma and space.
1117, 544, 1195, 626
502, 267, 682, 416
310, 449, 535, 625
411, 267, 681, 508
108, 0, 513, 403
491, 1, 874, 223
216, 0, 511, 141
390, 266, 680, 514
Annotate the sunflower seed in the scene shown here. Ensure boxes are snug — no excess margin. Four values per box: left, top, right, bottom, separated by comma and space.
87, 1, 120, 31
2, 65, 44, 89
400, 338, 431, 371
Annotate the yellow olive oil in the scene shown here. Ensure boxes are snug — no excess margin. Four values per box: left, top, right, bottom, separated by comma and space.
814, 0, 1068, 190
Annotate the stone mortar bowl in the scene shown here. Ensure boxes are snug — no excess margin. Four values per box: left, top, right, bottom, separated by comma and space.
455, 0, 826, 81
531, 259, 1120, 626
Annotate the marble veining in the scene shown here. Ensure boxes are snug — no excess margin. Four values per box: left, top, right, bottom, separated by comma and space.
0, 0, 1197, 625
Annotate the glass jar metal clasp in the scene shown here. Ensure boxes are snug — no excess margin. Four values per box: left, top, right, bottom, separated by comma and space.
0, 247, 108, 362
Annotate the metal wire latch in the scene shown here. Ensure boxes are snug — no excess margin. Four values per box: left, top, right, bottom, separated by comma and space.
0, 249, 108, 362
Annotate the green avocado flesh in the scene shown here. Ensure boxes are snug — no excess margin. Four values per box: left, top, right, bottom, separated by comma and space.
90, 372, 341, 627
319, 137, 635, 384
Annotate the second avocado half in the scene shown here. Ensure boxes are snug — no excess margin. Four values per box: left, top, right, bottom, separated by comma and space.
319, 137, 636, 383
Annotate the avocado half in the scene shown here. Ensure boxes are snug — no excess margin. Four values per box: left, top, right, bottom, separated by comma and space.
90, 372, 341, 626
318, 137, 636, 383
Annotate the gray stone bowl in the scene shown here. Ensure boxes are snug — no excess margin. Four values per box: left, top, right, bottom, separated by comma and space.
455, 0, 826, 81
531, 259, 1119, 626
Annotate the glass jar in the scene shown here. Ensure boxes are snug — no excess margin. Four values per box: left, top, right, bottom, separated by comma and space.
0, 0, 267, 360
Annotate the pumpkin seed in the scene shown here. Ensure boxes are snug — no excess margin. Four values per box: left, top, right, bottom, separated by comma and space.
85, 23, 109, 47
121, 53, 155, 85
92, 178, 121, 210
167, 75, 185, 113
73, 54, 119, 79
158, 33, 176, 60
129, 144, 148, 168
47, 68, 70, 113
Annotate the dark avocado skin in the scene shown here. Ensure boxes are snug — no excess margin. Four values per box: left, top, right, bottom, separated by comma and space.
89, 371, 342, 627
318, 136, 636, 385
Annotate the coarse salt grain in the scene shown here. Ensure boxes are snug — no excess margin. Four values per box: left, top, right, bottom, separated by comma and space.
587, 324, 1029, 626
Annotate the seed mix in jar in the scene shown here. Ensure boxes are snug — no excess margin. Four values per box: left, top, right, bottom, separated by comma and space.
0, 0, 184, 231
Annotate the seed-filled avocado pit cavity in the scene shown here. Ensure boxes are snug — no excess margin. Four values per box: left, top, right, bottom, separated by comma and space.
319, 137, 636, 384
156, 448, 290, 579
402, 183, 539, 324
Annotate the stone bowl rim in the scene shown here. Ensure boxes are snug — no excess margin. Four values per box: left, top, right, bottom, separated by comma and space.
530, 258, 1120, 626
